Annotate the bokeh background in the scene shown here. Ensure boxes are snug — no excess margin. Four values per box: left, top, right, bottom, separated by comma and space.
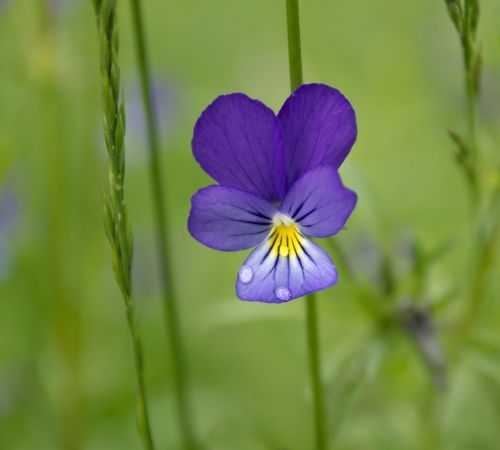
1, 0, 500, 449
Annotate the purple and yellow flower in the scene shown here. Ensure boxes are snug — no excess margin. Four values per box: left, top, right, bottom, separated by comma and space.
188, 83, 357, 303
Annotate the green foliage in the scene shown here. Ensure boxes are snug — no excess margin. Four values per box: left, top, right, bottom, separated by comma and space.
92, 0, 155, 448
93, 0, 132, 298
0, 0, 500, 449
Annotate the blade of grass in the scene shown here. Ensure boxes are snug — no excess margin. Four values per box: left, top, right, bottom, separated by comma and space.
91, 1, 155, 448
127, 1, 197, 448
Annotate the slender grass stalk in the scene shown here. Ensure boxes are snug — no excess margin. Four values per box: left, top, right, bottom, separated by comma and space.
91, 1, 155, 448
462, 0, 480, 191
445, 0, 481, 209
305, 293, 328, 450
285, 1, 327, 448
444, 0, 498, 330
458, 0, 489, 327
127, 1, 197, 448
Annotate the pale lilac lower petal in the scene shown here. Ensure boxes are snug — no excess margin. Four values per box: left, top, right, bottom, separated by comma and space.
236, 233, 338, 303
188, 185, 276, 252
280, 166, 357, 238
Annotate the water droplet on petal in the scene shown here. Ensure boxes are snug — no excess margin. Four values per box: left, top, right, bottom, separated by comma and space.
238, 265, 253, 284
275, 286, 291, 301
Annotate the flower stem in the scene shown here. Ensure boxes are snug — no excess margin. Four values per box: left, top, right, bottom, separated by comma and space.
286, 0, 303, 90
91, 1, 155, 448
305, 294, 328, 450
128, 1, 197, 448
285, 1, 327, 448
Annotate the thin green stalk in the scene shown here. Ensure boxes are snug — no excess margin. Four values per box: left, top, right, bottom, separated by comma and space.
463, 186, 500, 330
124, 296, 155, 450
445, 0, 480, 208
285, 1, 327, 448
305, 294, 328, 450
462, 0, 479, 206
459, 0, 487, 326
444, 0, 498, 330
91, 1, 155, 448
128, 1, 197, 448
286, 0, 303, 90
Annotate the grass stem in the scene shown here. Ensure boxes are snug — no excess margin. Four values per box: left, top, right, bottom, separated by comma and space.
285, 1, 328, 448
91, 1, 155, 448
128, 1, 197, 448
305, 294, 328, 450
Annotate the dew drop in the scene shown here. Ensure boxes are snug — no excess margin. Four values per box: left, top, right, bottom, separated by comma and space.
275, 286, 291, 301
238, 265, 253, 284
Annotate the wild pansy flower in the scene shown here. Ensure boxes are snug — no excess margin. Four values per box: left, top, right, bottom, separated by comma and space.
188, 84, 357, 303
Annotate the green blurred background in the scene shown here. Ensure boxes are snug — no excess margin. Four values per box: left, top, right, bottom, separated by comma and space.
1, 0, 500, 449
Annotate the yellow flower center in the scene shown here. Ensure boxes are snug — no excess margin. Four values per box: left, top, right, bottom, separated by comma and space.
269, 213, 304, 257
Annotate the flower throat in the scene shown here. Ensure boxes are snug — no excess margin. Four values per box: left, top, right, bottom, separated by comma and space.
270, 213, 304, 257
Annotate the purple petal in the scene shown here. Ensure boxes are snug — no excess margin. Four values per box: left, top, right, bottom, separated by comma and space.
192, 93, 286, 201
236, 231, 337, 303
188, 185, 277, 252
280, 166, 357, 238
278, 83, 357, 187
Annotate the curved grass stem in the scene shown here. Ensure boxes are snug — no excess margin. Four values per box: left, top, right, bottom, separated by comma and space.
128, 1, 197, 448
92, 1, 155, 448
125, 297, 156, 450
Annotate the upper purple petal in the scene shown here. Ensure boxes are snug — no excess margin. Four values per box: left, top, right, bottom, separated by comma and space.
192, 93, 286, 201
278, 83, 357, 187
280, 166, 357, 238
188, 185, 277, 252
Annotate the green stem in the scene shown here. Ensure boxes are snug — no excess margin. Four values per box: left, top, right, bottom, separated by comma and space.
92, 1, 155, 448
458, 0, 491, 331
286, 0, 303, 90
462, 187, 500, 331
464, 52, 478, 208
305, 294, 328, 450
285, 1, 327, 448
463, 1, 477, 167
125, 298, 155, 450
128, 1, 196, 448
